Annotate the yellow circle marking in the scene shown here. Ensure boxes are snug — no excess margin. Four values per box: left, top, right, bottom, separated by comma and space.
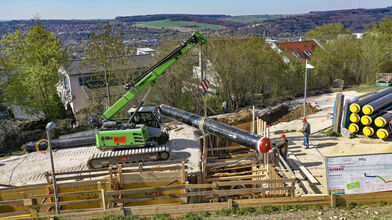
363, 126, 374, 136
375, 117, 387, 127
377, 129, 389, 139
361, 116, 372, 125
350, 113, 360, 123
349, 103, 360, 113
36, 139, 49, 153
362, 105, 374, 115
348, 123, 359, 133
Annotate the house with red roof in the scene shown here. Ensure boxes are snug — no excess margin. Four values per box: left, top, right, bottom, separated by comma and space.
275, 39, 324, 63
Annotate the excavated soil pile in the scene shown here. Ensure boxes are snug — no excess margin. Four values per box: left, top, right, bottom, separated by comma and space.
272, 104, 319, 125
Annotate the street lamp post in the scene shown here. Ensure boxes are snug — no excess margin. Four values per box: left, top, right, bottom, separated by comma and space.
46, 122, 60, 215
303, 59, 308, 118
303, 59, 314, 119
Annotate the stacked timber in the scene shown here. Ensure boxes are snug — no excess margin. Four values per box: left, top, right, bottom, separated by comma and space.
348, 87, 392, 139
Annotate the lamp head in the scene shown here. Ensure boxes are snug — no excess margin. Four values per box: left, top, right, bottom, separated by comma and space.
46, 122, 56, 131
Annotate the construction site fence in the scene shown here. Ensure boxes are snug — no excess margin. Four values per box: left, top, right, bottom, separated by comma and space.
3, 191, 392, 219
0, 176, 295, 219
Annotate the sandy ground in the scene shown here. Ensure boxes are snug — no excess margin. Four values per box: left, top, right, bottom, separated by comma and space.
0, 124, 200, 186
1, 89, 390, 191
269, 90, 392, 193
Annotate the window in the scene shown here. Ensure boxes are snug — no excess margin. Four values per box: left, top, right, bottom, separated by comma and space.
292, 51, 302, 58
304, 50, 312, 57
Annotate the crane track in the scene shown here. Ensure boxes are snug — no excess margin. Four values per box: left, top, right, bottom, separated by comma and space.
87, 145, 170, 169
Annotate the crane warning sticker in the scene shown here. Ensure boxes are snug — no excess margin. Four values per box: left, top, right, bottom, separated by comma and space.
113, 136, 126, 143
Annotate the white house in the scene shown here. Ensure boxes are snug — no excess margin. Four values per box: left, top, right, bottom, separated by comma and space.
57, 54, 154, 114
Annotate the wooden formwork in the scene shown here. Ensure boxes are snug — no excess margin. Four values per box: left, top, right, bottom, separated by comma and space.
200, 114, 295, 200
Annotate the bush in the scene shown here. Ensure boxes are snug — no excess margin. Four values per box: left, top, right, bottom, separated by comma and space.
255, 205, 280, 214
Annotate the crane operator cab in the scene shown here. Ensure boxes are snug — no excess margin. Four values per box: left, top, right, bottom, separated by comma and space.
95, 106, 169, 151
127, 106, 169, 145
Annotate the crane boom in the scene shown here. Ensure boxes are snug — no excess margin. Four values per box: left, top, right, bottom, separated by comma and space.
100, 32, 207, 120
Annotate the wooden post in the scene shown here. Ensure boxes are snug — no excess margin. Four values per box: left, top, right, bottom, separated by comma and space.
272, 148, 278, 167
23, 199, 38, 217
202, 135, 208, 184
213, 182, 219, 202
331, 193, 336, 208
227, 199, 233, 209
333, 93, 345, 133
181, 161, 186, 184
117, 164, 123, 189
252, 106, 255, 133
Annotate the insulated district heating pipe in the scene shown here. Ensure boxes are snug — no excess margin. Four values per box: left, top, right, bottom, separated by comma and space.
360, 105, 392, 126
349, 113, 361, 123
350, 87, 392, 113
376, 127, 391, 140
348, 123, 362, 134
362, 93, 392, 115
375, 112, 392, 128
24, 135, 96, 152
158, 104, 271, 153
363, 126, 376, 137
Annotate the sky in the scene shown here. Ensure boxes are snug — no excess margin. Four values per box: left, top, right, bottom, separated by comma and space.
0, 0, 391, 20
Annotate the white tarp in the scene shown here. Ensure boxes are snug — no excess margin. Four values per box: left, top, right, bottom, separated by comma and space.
326, 153, 392, 195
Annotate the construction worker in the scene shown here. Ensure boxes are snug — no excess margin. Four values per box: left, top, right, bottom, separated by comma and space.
276, 134, 289, 161
221, 101, 228, 113
301, 118, 311, 149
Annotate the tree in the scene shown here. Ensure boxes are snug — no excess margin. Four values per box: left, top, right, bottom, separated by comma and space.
149, 40, 202, 113
207, 38, 287, 108
0, 19, 66, 120
304, 23, 351, 44
83, 22, 130, 109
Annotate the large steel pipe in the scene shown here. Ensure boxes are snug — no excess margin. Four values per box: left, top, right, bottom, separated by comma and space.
24, 135, 96, 152
362, 93, 392, 115
350, 87, 392, 113
159, 104, 271, 153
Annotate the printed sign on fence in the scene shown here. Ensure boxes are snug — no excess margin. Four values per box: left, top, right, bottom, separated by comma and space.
326, 153, 392, 195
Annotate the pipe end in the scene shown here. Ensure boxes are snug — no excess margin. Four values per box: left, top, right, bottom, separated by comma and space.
363, 126, 375, 136
377, 128, 389, 139
375, 117, 387, 127
360, 115, 372, 126
349, 103, 361, 113
350, 113, 360, 123
257, 137, 271, 153
362, 105, 374, 115
348, 123, 360, 133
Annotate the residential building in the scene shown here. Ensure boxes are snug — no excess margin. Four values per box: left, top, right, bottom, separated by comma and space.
57, 54, 154, 114
274, 39, 324, 63
136, 48, 157, 56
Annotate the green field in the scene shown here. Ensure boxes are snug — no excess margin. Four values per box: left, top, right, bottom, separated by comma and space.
224, 15, 282, 23
134, 19, 222, 32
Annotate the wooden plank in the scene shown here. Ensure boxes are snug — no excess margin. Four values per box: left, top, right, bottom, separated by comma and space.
278, 154, 295, 178
209, 169, 265, 177
122, 171, 181, 184
106, 185, 186, 196
207, 146, 248, 152
206, 160, 256, 168
112, 186, 294, 203
30, 190, 100, 199
0, 199, 24, 206
288, 152, 319, 185
126, 202, 227, 216
207, 164, 264, 172
0, 210, 28, 218
58, 179, 109, 188
38, 198, 101, 207
206, 173, 266, 182
37, 207, 124, 219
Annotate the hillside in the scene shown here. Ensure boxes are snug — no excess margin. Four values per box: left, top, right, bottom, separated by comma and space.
226, 6, 392, 37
